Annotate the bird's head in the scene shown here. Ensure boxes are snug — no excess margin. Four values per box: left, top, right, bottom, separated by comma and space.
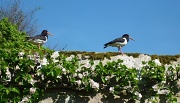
41, 30, 53, 36
122, 34, 135, 42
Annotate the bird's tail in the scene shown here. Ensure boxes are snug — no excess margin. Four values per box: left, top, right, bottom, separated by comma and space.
104, 43, 108, 48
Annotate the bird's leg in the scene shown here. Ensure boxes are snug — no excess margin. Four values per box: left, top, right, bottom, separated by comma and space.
38, 44, 40, 49
118, 47, 124, 55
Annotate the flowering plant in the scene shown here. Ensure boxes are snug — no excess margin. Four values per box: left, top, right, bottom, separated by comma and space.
0, 18, 179, 103
1, 49, 179, 102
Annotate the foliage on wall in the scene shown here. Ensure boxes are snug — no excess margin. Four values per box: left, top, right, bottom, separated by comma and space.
0, 18, 180, 103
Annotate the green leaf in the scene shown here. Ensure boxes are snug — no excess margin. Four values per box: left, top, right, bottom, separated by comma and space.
101, 76, 106, 83
6, 89, 10, 95
51, 71, 54, 77
116, 77, 120, 82
12, 88, 20, 94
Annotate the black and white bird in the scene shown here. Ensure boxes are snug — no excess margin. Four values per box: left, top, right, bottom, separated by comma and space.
26, 30, 53, 48
104, 34, 135, 54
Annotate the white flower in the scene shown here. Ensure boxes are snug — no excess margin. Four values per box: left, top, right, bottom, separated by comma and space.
84, 62, 91, 68
91, 66, 95, 71
51, 52, 59, 59
109, 87, 114, 93
36, 64, 42, 69
134, 77, 139, 80
15, 65, 20, 70
53, 59, 59, 63
34, 52, 40, 59
58, 64, 63, 68
62, 68, 66, 74
164, 64, 169, 70
134, 91, 142, 100
76, 68, 82, 72
21, 96, 29, 102
29, 78, 36, 85
66, 55, 75, 61
41, 75, 45, 80
157, 89, 170, 94
105, 76, 111, 81
161, 81, 166, 84
6, 68, 11, 81
177, 80, 180, 89
76, 80, 82, 86
78, 73, 83, 79
18, 52, 24, 57
51, 52, 60, 63
36, 69, 41, 76
19, 82, 23, 85
83, 71, 89, 76
152, 84, 159, 91
33, 53, 40, 63
34, 58, 40, 64
40, 58, 48, 66
154, 59, 161, 66
29, 87, 36, 94
89, 79, 99, 90
57, 76, 62, 79
6, 68, 11, 75
138, 93, 142, 99
19, 95, 31, 103
121, 90, 127, 95
58, 65, 66, 74
73, 73, 77, 77
65, 95, 70, 103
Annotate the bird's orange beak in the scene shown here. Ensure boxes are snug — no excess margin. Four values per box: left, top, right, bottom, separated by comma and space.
129, 37, 135, 41
47, 32, 53, 36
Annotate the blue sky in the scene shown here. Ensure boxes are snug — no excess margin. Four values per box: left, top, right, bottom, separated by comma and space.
15, 1, 180, 54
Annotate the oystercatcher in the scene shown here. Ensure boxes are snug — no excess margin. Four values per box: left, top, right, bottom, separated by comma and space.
26, 30, 53, 48
104, 34, 135, 54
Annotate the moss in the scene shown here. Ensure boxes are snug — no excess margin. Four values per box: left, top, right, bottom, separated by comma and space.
151, 55, 159, 60
58, 51, 180, 65
151, 54, 180, 65
126, 53, 141, 58
59, 51, 141, 60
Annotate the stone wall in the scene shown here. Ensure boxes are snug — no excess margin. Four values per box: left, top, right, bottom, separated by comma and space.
38, 53, 180, 103
39, 89, 180, 103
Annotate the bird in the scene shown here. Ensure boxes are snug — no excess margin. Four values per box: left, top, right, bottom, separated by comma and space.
104, 34, 135, 55
26, 30, 53, 48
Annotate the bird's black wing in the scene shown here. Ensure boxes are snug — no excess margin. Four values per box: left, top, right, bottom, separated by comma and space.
108, 37, 125, 44
104, 37, 125, 48
31, 35, 46, 41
